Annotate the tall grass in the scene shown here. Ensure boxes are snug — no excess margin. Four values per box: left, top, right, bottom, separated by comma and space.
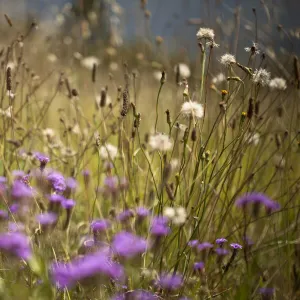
0, 1, 299, 299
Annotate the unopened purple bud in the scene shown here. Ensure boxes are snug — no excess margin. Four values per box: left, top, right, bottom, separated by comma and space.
91, 219, 110, 232
136, 207, 150, 219
117, 209, 134, 222
34, 152, 50, 170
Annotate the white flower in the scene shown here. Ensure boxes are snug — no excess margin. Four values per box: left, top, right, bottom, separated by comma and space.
220, 53, 236, 66
245, 42, 260, 55
252, 68, 271, 86
180, 101, 204, 119
174, 63, 191, 78
163, 207, 175, 219
81, 56, 100, 70
269, 77, 287, 91
248, 133, 260, 145
196, 28, 215, 41
206, 41, 220, 48
212, 73, 226, 85
7, 61, 15, 70
42, 128, 56, 139
149, 133, 173, 152
99, 143, 118, 160
164, 207, 187, 225
47, 53, 57, 63
173, 207, 187, 225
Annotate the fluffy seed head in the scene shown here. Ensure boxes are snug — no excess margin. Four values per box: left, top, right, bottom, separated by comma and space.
220, 54, 236, 66
99, 143, 118, 160
196, 28, 215, 41
269, 77, 287, 90
252, 68, 271, 86
180, 101, 204, 119
149, 133, 173, 152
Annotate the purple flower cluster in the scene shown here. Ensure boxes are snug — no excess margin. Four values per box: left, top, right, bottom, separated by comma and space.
235, 192, 280, 214
156, 273, 183, 290
51, 251, 124, 288
47, 171, 66, 193
0, 232, 32, 260
112, 290, 158, 300
150, 217, 170, 236
11, 180, 34, 200
112, 231, 147, 258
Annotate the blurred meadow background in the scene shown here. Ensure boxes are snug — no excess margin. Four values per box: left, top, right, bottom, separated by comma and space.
0, 0, 300, 299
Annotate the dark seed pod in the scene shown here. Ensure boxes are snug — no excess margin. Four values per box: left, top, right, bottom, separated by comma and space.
71, 88, 79, 97
92, 63, 97, 83
191, 127, 197, 142
275, 134, 282, 149
120, 88, 129, 117
65, 78, 72, 98
166, 109, 172, 126
294, 56, 300, 89
134, 113, 141, 128
6, 67, 12, 91
166, 184, 174, 200
160, 70, 166, 84
175, 64, 180, 85
247, 98, 254, 119
100, 88, 107, 107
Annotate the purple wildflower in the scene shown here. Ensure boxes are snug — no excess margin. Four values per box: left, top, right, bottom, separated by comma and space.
9, 203, 19, 214
216, 238, 227, 246
188, 240, 199, 248
8, 222, 25, 232
47, 171, 66, 193
66, 177, 77, 190
156, 273, 183, 290
48, 194, 65, 204
104, 176, 118, 190
193, 261, 205, 271
112, 231, 147, 258
150, 216, 170, 236
36, 212, 58, 225
197, 242, 213, 251
215, 248, 229, 256
230, 243, 243, 250
0, 210, 8, 220
51, 251, 124, 288
34, 152, 50, 170
235, 192, 280, 214
61, 199, 76, 209
0, 232, 31, 260
117, 209, 134, 222
11, 180, 34, 200
136, 207, 150, 218
91, 219, 111, 232
259, 287, 274, 299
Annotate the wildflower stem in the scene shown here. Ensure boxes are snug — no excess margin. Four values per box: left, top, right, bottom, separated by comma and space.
199, 47, 206, 102
155, 83, 164, 132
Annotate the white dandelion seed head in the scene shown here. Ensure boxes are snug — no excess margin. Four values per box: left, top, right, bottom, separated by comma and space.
196, 28, 215, 41
81, 56, 101, 70
73, 52, 83, 60
149, 133, 173, 152
173, 207, 187, 225
170, 158, 179, 170
212, 73, 226, 85
163, 207, 175, 219
252, 68, 271, 86
0, 106, 13, 118
99, 143, 118, 160
7, 62, 15, 70
220, 53, 236, 66
269, 77, 287, 91
109, 62, 119, 71
174, 63, 191, 78
180, 101, 204, 119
